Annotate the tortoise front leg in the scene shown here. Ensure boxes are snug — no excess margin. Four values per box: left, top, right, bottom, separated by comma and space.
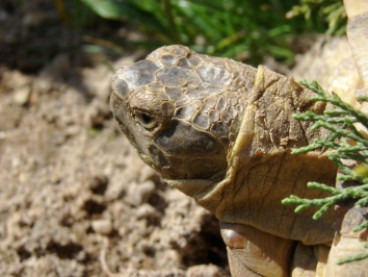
220, 222, 294, 277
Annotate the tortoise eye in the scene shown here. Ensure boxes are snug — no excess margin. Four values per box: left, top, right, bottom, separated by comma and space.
134, 111, 158, 130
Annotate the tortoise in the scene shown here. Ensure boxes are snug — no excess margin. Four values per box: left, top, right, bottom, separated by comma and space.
110, 1, 368, 276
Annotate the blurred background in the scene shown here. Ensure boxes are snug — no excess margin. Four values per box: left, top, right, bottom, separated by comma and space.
1, 0, 345, 72
0, 1, 347, 276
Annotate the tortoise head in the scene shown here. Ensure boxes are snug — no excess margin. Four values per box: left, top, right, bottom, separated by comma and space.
110, 45, 255, 181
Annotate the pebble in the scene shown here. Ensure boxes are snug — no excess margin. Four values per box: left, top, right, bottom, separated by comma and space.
91, 219, 112, 235
136, 203, 159, 220
13, 86, 31, 106
125, 181, 156, 206
186, 264, 223, 277
87, 175, 108, 195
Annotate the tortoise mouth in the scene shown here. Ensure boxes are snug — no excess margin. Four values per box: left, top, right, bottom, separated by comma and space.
163, 177, 217, 200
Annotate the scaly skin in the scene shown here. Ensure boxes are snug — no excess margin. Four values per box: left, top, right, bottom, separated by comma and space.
111, 47, 256, 181
111, 45, 340, 276
110, 2, 368, 276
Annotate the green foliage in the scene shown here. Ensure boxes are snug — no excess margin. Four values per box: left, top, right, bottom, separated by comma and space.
287, 0, 346, 35
75, 0, 296, 63
56, 0, 96, 29
337, 242, 368, 265
64, 0, 345, 65
282, 80, 368, 264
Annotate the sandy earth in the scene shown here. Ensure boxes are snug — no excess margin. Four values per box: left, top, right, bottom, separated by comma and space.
0, 52, 229, 277
0, 2, 229, 276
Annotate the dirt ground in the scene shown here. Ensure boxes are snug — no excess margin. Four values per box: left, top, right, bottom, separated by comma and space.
0, 2, 229, 277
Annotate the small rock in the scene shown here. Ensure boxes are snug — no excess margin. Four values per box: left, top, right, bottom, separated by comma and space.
186, 264, 225, 277
87, 175, 109, 195
105, 180, 126, 201
91, 219, 112, 235
136, 204, 158, 220
13, 86, 31, 106
125, 181, 156, 206
136, 203, 160, 226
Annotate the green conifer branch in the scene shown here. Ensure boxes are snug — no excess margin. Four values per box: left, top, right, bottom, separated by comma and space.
282, 79, 368, 264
